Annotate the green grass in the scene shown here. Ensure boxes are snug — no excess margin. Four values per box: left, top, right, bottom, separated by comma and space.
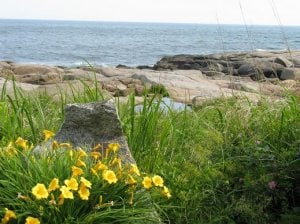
119, 93, 300, 223
0, 77, 299, 223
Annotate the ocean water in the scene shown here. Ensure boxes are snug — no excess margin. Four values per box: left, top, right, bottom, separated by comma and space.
0, 19, 299, 67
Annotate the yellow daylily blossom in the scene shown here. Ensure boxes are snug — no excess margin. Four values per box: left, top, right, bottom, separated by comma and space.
92, 143, 102, 151
142, 177, 152, 189
58, 194, 64, 205
60, 186, 74, 199
129, 164, 140, 176
78, 183, 90, 200
64, 178, 78, 191
15, 137, 29, 151
25, 216, 40, 224
52, 140, 59, 150
126, 174, 137, 185
103, 170, 118, 184
48, 178, 60, 192
94, 161, 107, 171
152, 175, 164, 187
80, 177, 92, 188
108, 143, 120, 153
162, 186, 171, 198
110, 157, 122, 169
91, 168, 98, 176
43, 130, 55, 141
77, 159, 86, 167
90, 151, 101, 160
78, 148, 87, 158
59, 142, 71, 148
71, 166, 84, 177
1, 208, 16, 224
3, 141, 18, 156
32, 183, 49, 200
129, 192, 134, 205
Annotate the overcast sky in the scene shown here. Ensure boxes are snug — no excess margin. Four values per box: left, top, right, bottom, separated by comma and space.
0, 0, 299, 26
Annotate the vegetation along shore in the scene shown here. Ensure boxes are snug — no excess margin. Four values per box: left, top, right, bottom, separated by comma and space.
0, 50, 299, 223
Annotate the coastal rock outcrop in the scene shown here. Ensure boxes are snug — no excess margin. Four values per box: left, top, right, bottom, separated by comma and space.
154, 51, 300, 81
0, 51, 299, 105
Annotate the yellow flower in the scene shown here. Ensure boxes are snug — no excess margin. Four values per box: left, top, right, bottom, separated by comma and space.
64, 178, 78, 191
108, 143, 120, 153
58, 194, 64, 205
161, 186, 171, 198
78, 183, 90, 200
48, 178, 60, 192
77, 159, 86, 167
129, 164, 140, 176
126, 174, 137, 185
90, 151, 101, 160
71, 166, 84, 177
25, 216, 40, 224
43, 130, 55, 141
3, 142, 18, 156
15, 137, 29, 151
1, 208, 16, 224
91, 168, 98, 176
69, 149, 74, 158
103, 170, 118, 184
52, 140, 59, 150
94, 161, 107, 171
129, 192, 134, 205
110, 157, 122, 169
78, 148, 87, 158
32, 183, 49, 200
142, 177, 152, 189
80, 177, 92, 188
60, 186, 74, 199
152, 175, 164, 187
59, 142, 71, 148
93, 143, 102, 151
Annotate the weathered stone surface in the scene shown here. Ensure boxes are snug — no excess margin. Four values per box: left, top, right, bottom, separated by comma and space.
237, 62, 283, 78
15, 72, 62, 85
53, 100, 135, 163
274, 57, 294, 67
154, 50, 300, 80
63, 68, 105, 81
12, 64, 61, 75
0, 61, 11, 70
280, 68, 300, 80
203, 71, 226, 79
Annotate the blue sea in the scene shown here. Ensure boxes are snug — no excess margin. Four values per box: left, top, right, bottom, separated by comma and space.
0, 19, 299, 67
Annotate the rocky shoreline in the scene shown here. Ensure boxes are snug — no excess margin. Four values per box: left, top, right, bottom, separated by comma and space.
1, 50, 299, 106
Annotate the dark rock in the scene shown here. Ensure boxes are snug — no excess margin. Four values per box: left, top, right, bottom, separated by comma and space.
238, 63, 262, 76
204, 63, 224, 72
280, 68, 300, 80
136, 65, 153, 69
238, 62, 283, 79
274, 57, 293, 67
116, 64, 132, 69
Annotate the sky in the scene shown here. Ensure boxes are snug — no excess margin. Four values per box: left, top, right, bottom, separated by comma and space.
0, 0, 299, 26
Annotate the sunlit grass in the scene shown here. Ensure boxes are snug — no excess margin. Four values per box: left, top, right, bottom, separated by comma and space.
0, 77, 299, 223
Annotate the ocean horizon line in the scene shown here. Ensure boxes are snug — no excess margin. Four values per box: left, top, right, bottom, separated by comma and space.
1, 18, 299, 28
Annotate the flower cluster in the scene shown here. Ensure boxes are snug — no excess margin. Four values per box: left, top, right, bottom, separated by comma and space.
0, 131, 171, 222
1, 208, 39, 224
